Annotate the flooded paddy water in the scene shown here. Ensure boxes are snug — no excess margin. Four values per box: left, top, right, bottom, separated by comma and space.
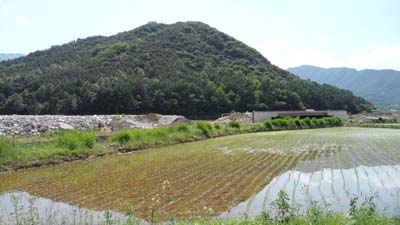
1, 127, 400, 223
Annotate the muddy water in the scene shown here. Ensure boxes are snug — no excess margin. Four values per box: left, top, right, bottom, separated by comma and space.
1, 128, 400, 223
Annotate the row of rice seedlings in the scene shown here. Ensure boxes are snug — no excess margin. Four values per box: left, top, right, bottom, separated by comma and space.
202, 153, 278, 217
260, 155, 292, 210
342, 144, 361, 197
347, 143, 375, 197
242, 153, 286, 215
325, 145, 343, 209
335, 145, 350, 199
368, 133, 400, 166
209, 153, 275, 204
136, 155, 234, 218
240, 153, 281, 197
290, 149, 319, 207
297, 131, 323, 205
183, 153, 269, 217
241, 149, 313, 214
316, 144, 329, 208
266, 153, 305, 207
189, 153, 265, 203
164, 153, 259, 215
304, 148, 321, 205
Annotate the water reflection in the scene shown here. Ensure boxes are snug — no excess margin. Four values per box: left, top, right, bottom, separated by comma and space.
221, 164, 400, 219
0, 191, 131, 224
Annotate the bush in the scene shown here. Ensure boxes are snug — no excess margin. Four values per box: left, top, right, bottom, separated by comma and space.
214, 123, 221, 130
311, 118, 319, 127
264, 120, 273, 130
229, 120, 240, 129
250, 123, 265, 132
196, 121, 213, 137
294, 118, 302, 128
286, 118, 296, 128
110, 130, 132, 144
57, 130, 96, 150
303, 117, 312, 127
176, 123, 190, 132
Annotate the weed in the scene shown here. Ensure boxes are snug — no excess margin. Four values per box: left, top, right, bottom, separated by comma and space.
196, 121, 213, 137
109, 130, 132, 144
56, 130, 96, 150
228, 121, 240, 129
176, 123, 190, 132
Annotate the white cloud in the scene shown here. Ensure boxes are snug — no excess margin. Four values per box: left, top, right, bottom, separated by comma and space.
17, 16, 33, 25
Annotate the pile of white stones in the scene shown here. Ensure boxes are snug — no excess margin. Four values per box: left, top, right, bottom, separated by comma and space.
0, 114, 188, 136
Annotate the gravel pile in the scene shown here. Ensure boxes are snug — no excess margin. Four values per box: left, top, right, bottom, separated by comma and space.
0, 114, 189, 136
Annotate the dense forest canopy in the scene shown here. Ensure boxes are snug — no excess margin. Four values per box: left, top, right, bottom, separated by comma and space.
0, 22, 373, 118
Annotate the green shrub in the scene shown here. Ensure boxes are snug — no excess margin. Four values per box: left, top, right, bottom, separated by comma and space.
303, 117, 312, 127
149, 127, 168, 138
176, 123, 190, 132
264, 120, 273, 130
229, 120, 240, 129
318, 118, 327, 127
250, 123, 265, 132
214, 123, 221, 130
311, 118, 319, 127
286, 118, 295, 128
110, 130, 132, 144
0, 138, 20, 161
57, 130, 96, 150
294, 118, 302, 128
196, 121, 213, 137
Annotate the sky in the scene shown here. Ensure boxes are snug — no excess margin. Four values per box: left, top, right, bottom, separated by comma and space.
1, 0, 399, 70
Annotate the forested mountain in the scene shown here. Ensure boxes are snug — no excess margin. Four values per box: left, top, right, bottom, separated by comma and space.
0, 53, 24, 62
0, 22, 372, 117
288, 65, 400, 109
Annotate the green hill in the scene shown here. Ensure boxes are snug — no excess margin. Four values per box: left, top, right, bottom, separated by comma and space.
0, 22, 372, 117
288, 65, 400, 109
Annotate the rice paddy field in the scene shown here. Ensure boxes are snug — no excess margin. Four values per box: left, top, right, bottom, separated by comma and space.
1, 127, 400, 223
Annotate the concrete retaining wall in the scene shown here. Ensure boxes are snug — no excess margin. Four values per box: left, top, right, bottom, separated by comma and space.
252, 110, 348, 123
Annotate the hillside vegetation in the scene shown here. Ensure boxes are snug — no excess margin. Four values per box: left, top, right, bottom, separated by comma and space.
288, 65, 400, 109
0, 22, 372, 117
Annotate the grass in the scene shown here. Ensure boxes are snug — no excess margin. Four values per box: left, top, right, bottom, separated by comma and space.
2, 190, 399, 225
2, 127, 399, 221
0, 130, 103, 170
0, 117, 343, 171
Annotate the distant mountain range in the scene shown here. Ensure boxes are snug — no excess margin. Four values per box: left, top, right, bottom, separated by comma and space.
288, 65, 400, 109
0, 53, 24, 61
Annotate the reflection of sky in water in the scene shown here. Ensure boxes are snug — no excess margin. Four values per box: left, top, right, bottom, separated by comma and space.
221, 164, 400, 219
0, 191, 135, 225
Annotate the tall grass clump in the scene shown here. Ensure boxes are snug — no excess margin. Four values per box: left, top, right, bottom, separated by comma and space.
109, 130, 132, 144
176, 123, 190, 132
0, 138, 23, 163
56, 130, 96, 150
264, 120, 273, 130
264, 117, 343, 131
196, 121, 213, 137
228, 120, 240, 129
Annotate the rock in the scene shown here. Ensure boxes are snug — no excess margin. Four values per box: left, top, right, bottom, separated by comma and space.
0, 114, 191, 136
58, 122, 74, 130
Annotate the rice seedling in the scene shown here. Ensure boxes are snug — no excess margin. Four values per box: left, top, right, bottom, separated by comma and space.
1, 127, 400, 222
